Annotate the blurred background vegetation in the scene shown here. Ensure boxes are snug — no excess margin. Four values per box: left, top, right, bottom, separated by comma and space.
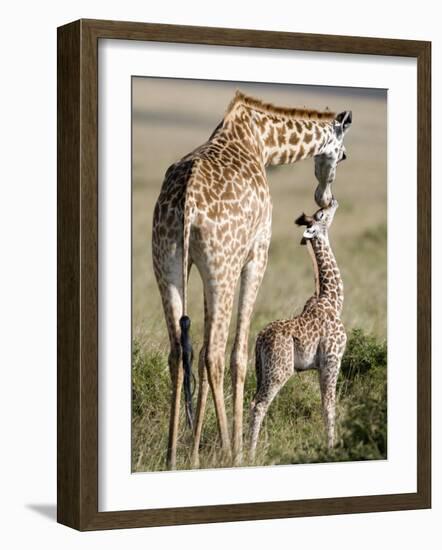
131, 77, 387, 471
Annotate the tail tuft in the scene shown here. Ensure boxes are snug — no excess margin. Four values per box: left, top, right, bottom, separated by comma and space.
179, 315, 191, 331
180, 315, 194, 430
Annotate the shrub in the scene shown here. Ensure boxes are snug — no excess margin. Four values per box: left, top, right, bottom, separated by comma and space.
340, 328, 387, 379
132, 341, 170, 418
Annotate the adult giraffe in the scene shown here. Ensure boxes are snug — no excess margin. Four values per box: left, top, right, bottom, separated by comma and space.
151, 91, 352, 468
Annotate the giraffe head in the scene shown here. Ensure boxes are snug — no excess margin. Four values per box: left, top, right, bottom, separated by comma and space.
295, 198, 339, 245
314, 111, 352, 207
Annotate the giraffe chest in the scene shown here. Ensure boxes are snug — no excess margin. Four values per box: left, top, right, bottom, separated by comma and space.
293, 339, 320, 371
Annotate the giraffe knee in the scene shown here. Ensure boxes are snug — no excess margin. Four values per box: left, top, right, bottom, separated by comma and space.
249, 400, 266, 443
231, 351, 247, 385
197, 347, 208, 386
205, 349, 223, 386
168, 343, 181, 379
198, 345, 207, 374
250, 399, 266, 419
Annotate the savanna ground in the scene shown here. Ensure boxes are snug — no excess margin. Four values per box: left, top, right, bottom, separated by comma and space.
132, 78, 387, 472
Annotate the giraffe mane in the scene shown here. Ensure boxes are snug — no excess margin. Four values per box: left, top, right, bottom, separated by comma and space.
226, 90, 336, 121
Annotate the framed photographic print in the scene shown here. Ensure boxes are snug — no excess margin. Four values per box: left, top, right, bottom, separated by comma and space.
57, 19, 431, 530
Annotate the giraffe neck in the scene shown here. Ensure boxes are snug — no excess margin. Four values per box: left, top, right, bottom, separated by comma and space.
226, 104, 334, 167
308, 235, 343, 315
306, 239, 320, 299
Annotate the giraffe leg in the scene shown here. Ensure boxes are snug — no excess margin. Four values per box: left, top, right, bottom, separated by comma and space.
167, 340, 183, 470
158, 285, 184, 470
231, 240, 269, 465
154, 267, 187, 470
204, 285, 236, 462
318, 354, 342, 448
191, 344, 209, 467
191, 299, 209, 468
248, 383, 289, 463
248, 339, 292, 462
249, 399, 270, 463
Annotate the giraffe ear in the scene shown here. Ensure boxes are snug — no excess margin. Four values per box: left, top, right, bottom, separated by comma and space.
295, 213, 314, 226
302, 225, 319, 240
336, 111, 352, 134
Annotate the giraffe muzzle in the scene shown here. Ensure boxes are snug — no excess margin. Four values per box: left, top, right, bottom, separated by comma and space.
314, 183, 333, 208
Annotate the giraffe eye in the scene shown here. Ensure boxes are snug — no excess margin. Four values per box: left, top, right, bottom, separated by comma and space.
316, 211, 324, 221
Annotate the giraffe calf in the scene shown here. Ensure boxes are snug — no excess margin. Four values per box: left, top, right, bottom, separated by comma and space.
248, 199, 347, 462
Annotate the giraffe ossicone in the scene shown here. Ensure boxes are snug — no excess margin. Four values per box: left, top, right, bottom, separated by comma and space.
248, 199, 347, 461
151, 91, 352, 469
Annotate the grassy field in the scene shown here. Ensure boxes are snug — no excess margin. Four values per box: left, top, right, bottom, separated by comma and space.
131, 78, 387, 471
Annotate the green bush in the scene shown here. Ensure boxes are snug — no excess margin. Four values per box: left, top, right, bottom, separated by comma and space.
337, 330, 387, 460
132, 341, 170, 417
340, 328, 387, 379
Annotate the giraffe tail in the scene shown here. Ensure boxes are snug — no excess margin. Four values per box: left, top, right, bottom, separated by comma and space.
179, 315, 194, 430
180, 181, 194, 430
251, 336, 263, 409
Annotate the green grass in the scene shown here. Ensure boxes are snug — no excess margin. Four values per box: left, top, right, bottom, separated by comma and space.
132, 329, 387, 471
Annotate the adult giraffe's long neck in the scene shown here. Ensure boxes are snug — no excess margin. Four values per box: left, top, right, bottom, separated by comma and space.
254, 112, 334, 167
308, 235, 343, 316
224, 94, 336, 167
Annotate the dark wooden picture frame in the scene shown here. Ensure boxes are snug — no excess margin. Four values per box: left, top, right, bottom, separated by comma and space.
57, 18, 431, 531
